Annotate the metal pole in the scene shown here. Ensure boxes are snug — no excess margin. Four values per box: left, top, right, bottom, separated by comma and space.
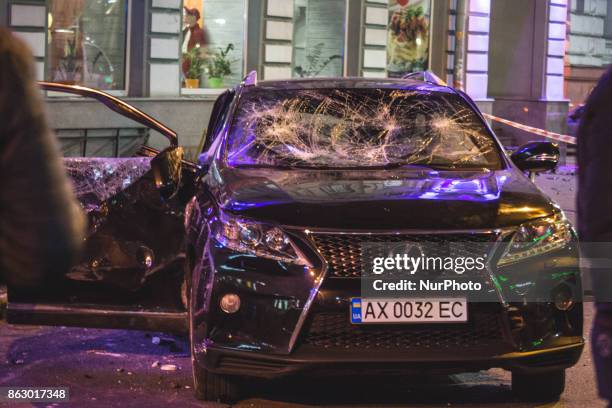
115, 129, 120, 157
83, 129, 88, 156
453, 0, 468, 91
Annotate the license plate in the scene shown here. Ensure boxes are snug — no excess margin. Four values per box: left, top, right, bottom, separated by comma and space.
350, 298, 468, 324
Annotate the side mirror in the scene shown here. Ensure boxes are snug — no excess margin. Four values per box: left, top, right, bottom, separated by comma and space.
151, 146, 183, 200
510, 141, 559, 176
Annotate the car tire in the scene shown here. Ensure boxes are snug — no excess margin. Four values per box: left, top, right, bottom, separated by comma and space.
512, 370, 565, 402
192, 362, 242, 403
187, 249, 242, 403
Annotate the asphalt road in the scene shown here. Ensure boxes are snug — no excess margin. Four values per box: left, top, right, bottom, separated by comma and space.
0, 301, 605, 408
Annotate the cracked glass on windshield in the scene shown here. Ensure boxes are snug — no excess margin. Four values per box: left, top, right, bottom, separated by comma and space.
226, 88, 502, 170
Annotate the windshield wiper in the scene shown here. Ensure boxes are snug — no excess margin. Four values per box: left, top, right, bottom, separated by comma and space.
378, 163, 435, 170
232, 163, 298, 170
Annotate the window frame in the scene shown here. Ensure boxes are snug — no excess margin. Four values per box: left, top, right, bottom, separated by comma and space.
202, 88, 236, 153
605, 2, 612, 40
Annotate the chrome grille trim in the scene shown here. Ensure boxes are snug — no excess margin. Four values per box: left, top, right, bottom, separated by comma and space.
310, 232, 500, 279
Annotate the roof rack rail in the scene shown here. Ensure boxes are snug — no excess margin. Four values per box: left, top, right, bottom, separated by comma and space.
241, 70, 257, 87
402, 70, 447, 86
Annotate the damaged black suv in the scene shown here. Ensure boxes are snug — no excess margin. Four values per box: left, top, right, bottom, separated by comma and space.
185, 73, 582, 402
6, 74, 582, 403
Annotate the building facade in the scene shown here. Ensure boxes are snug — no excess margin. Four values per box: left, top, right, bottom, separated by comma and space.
566, 0, 612, 106
0, 0, 587, 158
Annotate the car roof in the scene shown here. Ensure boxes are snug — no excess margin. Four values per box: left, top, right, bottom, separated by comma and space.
245, 77, 457, 94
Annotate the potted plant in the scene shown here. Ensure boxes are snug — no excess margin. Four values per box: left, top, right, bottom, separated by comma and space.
205, 44, 235, 88
294, 42, 342, 78
57, 37, 82, 84
185, 46, 205, 88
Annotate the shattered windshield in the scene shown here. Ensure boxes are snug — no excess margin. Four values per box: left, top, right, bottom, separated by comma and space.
226, 88, 502, 170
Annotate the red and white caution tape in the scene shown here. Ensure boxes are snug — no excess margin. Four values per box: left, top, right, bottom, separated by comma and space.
482, 113, 577, 145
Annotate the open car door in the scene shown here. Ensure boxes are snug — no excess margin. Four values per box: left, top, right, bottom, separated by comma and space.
6, 83, 198, 334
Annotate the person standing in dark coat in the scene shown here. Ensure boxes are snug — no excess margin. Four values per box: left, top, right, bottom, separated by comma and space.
577, 66, 612, 406
0, 29, 85, 288
181, 7, 209, 79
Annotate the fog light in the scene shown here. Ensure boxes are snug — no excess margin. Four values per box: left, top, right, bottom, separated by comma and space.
220, 294, 241, 314
553, 286, 574, 311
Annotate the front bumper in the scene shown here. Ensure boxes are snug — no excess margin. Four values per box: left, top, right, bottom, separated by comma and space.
202, 341, 584, 379
191, 231, 584, 379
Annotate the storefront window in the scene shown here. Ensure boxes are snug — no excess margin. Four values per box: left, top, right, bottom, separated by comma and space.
181, 0, 245, 91
47, 0, 128, 91
292, 0, 345, 78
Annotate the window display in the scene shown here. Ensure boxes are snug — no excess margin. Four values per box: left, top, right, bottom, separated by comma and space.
46, 0, 128, 90
387, 0, 431, 77
181, 0, 245, 90
181, 7, 208, 89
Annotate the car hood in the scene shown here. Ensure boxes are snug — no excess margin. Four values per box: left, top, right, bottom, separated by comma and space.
210, 166, 557, 230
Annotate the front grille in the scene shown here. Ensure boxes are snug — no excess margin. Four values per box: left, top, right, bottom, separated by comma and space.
301, 310, 504, 350
311, 233, 496, 278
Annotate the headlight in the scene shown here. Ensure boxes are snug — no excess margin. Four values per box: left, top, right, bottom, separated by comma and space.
212, 211, 309, 265
498, 214, 573, 266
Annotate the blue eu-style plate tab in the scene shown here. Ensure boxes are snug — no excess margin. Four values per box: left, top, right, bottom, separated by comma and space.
351, 298, 362, 324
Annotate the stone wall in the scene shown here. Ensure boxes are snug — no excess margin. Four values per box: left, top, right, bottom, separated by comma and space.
568, 0, 608, 67
567, 0, 612, 103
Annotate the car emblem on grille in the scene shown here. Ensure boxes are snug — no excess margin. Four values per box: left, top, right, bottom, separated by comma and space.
388, 241, 426, 260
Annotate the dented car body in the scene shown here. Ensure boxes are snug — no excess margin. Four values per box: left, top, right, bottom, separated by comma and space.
8, 82, 194, 333
6, 76, 583, 402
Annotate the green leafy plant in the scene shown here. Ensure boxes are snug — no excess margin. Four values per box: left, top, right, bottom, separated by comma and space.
59, 37, 81, 81
205, 44, 235, 79
185, 46, 206, 80
294, 43, 342, 78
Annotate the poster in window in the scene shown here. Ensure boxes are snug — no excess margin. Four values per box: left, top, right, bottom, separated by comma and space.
387, 0, 431, 77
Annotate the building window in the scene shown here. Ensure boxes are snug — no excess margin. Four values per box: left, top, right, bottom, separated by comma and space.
387, 0, 431, 76
292, 0, 345, 78
262, 0, 346, 80
361, 0, 431, 78
181, 0, 246, 91
47, 0, 128, 91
